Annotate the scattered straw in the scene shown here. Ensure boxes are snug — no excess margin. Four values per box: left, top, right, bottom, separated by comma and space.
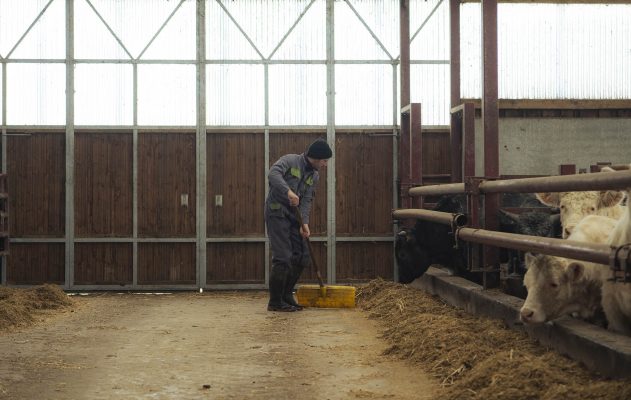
357, 278, 631, 400
0, 284, 73, 330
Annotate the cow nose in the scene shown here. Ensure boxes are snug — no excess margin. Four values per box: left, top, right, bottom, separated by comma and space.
520, 308, 534, 322
563, 224, 575, 238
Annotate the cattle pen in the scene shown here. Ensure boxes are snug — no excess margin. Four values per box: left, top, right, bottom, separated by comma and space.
393, 167, 631, 377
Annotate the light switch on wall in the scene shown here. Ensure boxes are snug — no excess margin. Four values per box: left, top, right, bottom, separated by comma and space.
215, 195, 223, 207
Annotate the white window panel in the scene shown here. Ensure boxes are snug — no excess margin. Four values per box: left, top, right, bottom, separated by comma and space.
140, 0, 196, 60
7, 63, 65, 125
411, 64, 450, 126
86, 0, 183, 59
461, 3, 631, 100
335, 0, 391, 60
75, 64, 133, 125
336, 65, 393, 125
137, 65, 195, 126
268, 65, 326, 126
217, 0, 313, 59
0, 0, 54, 57
409, 0, 448, 61
206, 65, 264, 126
270, 0, 326, 61
5, 0, 64, 59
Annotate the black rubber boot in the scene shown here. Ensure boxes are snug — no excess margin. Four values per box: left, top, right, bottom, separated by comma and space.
268, 265, 297, 312
283, 264, 306, 310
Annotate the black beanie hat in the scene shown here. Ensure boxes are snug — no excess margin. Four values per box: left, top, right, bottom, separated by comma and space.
306, 139, 332, 159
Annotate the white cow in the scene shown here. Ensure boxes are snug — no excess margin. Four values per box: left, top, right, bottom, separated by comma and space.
520, 215, 618, 324
536, 190, 625, 238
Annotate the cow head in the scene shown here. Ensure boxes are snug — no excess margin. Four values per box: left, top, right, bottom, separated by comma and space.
536, 190, 624, 238
394, 228, 431, 284
520, 253, 589, 324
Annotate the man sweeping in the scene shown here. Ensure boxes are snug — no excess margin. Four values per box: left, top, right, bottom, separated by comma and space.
265, 139, 332, 312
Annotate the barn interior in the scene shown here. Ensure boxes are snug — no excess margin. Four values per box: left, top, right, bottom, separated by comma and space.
1, 0, 631, 399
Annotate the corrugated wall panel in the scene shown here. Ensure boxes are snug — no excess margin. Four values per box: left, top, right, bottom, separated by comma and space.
335, 132, 393, 236
75, 132, 133, 237
207, 132, 265, 237
268, 65, 327, 126
207, 243, 264, 283
336, 242, 393, 282
138, 243, 196, 285
6, 243, 65, 285
74, 243, 132, 285
335, 65, 393, 125
461, 3, 631, 100
8, 132, 65, 237
138, 132, 196, 237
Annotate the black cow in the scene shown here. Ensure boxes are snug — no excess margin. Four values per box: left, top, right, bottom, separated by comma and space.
395, 194, 561, 286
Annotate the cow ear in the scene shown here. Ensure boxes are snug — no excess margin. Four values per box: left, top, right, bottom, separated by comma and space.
566, 262, 584, 282
524, 252, 537, 269
599, 190, 625, 208
536, 192, 560, 207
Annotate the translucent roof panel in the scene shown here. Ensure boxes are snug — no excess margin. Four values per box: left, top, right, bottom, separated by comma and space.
7, 63, 65, 125
75, 64, 133, 126
210, 0, 314, 60
461, 3, 631, 99
335, 0, 394, 60
411, 64, 450, 126
0, 0, 64, 59
410, 0, 449, 61
270, 0, 326, 60
207, 65, 264, 126
268, 65, 326, 126
85, 0, 185, 59
336, 64, 393, 125
137, 65, 196, 126
140, 0, 196, 60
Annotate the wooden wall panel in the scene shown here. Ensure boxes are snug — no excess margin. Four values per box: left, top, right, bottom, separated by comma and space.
7, 132, 65, 237
269, 132, 328, 235
207, 243, 264, 283
335, 132, 393, 236
138, 133, 196, 237
75, 133, 133, 237
74, 243, 132, 285
423, 131, 451, 175
335, 242, 393, 282
207, 133, 265, 236
138, 243, 195, 284
297, 241, 327, 283
6, 243, 65, 284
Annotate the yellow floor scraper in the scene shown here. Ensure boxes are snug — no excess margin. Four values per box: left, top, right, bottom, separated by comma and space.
292, 207, 355, 308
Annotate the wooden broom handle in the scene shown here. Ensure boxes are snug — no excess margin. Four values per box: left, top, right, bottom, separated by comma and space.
292, 206, 325, 288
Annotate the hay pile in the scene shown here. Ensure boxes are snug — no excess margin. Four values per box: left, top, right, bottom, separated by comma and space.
357, 278, 631, 400
0, 284, 73, 330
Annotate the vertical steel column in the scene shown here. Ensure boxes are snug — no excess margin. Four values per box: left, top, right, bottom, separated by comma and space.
463, 102, 475, 178
449, 0, 462, 183
132, 64, 138, 288
196, 0, 207, 289
410, 103, 422, 208
392, 63, 399, 282
481, 0, 499, 282
1, 60, 5, 284
326, 0, 336, 284
398, 0, 411, 209
65, 0, 75, 289
264, 63, 270, 287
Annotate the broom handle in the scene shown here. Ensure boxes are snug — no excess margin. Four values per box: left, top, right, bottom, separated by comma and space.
292, 206, 325, 288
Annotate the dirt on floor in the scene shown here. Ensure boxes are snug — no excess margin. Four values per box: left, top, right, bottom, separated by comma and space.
356, 278, 631, 400
3, 280, 631, 400
0, 287, 436, 400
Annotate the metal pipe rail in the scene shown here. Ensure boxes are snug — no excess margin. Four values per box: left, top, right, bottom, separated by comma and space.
408, 169, 631, 197
455, 227, 615, 266
392, 209, 467, 227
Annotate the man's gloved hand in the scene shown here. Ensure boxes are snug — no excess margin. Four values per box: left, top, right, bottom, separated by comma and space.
288, 189, 299, 207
